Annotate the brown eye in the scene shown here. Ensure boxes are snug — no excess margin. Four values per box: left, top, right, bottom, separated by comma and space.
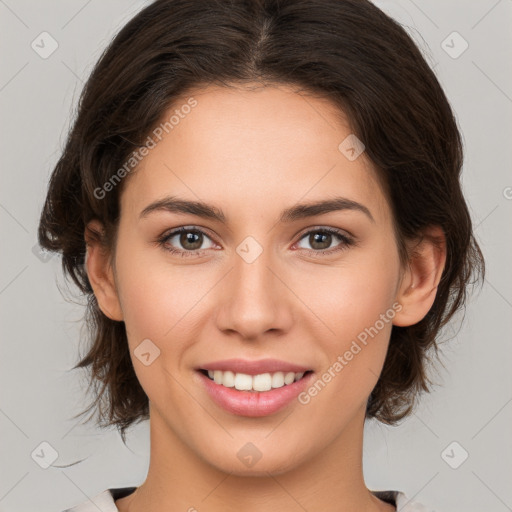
295, 228, 353, 255
179, 230, 203, 250
159, 227, 216, 256
308, 232, 332, 250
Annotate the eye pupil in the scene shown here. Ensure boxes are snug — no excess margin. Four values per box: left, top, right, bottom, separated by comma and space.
310, 232, 331, 250
181, 231, 202, 250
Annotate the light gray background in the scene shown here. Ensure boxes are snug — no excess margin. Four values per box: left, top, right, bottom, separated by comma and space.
0, 1, 511, 511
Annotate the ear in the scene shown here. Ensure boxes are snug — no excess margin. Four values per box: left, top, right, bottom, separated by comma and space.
84, 219, 124, 321
393, 225, 447, 327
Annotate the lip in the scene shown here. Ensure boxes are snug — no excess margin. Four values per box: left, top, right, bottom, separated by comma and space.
195, 368, 315, 417
196, 358, 312, 375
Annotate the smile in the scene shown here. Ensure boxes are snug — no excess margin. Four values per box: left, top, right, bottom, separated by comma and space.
196, 368, 315, 417
200, 369, 312, 392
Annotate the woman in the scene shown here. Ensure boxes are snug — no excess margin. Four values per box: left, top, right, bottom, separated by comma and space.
38, 0, 484, 510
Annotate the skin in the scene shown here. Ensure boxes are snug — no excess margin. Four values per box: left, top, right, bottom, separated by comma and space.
85, 83, 446, 512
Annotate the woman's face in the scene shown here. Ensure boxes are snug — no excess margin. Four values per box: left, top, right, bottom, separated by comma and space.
105, 84, 405, 474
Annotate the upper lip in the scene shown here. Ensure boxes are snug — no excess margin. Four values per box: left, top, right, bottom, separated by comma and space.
197, 358, 312, 375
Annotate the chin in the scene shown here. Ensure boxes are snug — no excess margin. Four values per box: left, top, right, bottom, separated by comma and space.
199, 440, 308, 477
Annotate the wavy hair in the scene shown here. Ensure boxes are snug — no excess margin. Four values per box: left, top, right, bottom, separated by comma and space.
38, 0, 485, 442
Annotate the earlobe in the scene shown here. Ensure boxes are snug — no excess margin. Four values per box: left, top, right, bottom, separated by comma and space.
84, 220, 124, 322
393, 226, 447, 327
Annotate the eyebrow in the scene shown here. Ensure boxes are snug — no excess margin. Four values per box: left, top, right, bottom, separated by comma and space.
139, 195, 375, 224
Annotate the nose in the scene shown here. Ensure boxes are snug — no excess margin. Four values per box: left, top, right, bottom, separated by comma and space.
214, 245, 294, 341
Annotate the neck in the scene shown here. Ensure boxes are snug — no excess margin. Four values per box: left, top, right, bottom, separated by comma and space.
116, 404, 393, 512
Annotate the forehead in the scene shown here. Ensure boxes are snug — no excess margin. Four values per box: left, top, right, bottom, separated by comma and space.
120, 83, 391, 226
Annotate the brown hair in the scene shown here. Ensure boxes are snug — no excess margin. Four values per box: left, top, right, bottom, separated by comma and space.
38, 0, 484, 442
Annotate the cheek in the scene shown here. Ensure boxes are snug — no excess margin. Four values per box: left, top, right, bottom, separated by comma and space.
295, 243, 400, 340
293, 240, 400, 397
113, 238, 202, 352
113, 250, 201, 404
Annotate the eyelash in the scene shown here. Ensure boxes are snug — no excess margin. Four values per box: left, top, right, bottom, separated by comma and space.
156, 226, 355, 258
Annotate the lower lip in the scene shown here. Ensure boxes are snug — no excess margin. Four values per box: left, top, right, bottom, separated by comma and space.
196, 371, 314, 417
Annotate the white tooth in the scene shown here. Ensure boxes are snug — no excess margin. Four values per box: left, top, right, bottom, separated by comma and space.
211, 370, 304, 391
234, 372, 253, 391
271, 372, 285, 388
253, 373, 272, 391
284, 372, 295, 385
222, 370, 235, 387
